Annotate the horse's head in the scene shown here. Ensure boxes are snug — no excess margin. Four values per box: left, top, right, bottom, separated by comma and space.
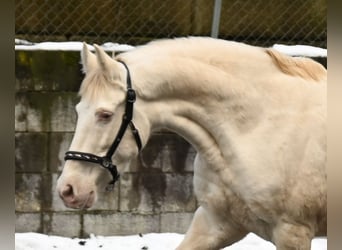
56, 44, 150, 209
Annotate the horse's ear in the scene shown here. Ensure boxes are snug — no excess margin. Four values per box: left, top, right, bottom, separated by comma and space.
93, 44, 122, 81
81, 42, 97, 74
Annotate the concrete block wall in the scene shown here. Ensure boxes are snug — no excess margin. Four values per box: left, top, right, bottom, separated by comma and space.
15, 50, 197, 237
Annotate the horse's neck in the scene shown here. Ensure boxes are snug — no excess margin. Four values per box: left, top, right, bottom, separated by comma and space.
146, 100, 222, 156
133, 59, 257, 161
121, 45, 326, 172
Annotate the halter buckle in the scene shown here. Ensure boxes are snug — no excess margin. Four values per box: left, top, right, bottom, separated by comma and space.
102, 158, 111, 168
126, 88, 136, 103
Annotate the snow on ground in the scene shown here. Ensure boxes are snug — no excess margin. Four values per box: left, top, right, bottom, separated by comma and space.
15, 232, 326, 250
15, 39, 327, 58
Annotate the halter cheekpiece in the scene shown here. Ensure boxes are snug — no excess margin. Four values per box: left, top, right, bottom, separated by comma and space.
64, 61, 142, 191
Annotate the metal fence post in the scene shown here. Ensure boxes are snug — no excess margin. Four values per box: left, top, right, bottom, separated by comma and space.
211, 0, 222, 38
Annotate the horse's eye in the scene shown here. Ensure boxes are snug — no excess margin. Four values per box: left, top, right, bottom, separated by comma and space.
96, 111, 113, 121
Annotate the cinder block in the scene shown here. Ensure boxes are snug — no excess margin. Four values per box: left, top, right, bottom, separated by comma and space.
15, 132, 48, 172
15, 51, 82, 92
83, 212, 160, 236
89, 185, 120, 211
40, 174, 54, 212
159, 133, 196, 173
15, 213, 41, 233
26, 92, 77, 132
15, 93, 27, 131
49, 132, 74, 172
50, 93, 78, 132
119, 172, 166, 213
15, 51, 35, 91
26, 107, 43, 132
26, 92, 51, 132
120, 173, 152, 212
160, 212, 194, 233
119, 172, 196, 213
129, 134, 164, 172
43, 213, 81, 237
132, 133, 196, 173
15, 174, 42, 212
162, 173, 197, 212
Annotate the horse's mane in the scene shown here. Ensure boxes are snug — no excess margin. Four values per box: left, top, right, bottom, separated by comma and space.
80, 38, 326, 101
265, 48, 326, 82
122, 38, 327, 84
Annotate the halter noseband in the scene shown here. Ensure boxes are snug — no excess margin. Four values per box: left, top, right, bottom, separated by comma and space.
64, 61, 142, 191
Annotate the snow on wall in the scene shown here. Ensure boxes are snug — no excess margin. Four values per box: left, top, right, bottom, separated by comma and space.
15, 39, 327, 57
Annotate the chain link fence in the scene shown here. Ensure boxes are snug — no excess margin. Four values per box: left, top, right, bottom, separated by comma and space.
15, 0, 326, 48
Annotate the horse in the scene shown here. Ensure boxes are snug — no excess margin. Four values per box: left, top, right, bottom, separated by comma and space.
56, 37, 327, 250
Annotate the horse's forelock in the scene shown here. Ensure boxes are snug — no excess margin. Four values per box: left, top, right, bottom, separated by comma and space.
78, 70, 125, 102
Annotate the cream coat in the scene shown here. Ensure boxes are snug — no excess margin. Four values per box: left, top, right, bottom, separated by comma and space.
57, 37, 326, 250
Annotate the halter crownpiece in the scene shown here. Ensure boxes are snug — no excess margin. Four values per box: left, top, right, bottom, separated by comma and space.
64, 60, 142, 191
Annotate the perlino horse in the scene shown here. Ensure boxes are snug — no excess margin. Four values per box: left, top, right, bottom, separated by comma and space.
56, 37, 326, 250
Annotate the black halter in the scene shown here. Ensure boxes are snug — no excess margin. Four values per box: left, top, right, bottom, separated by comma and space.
64, 61, 142, 191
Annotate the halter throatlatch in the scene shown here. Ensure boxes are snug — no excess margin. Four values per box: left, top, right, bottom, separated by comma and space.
64, 61, 142, 191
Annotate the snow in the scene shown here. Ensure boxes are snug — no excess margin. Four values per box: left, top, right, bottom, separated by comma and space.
15, 39, 135, 52
15, 232, 326, 250
272, 44, 327, 57
15, 39, 327, 58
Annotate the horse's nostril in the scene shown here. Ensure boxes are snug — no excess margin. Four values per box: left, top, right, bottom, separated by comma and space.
61, 184, 74, 199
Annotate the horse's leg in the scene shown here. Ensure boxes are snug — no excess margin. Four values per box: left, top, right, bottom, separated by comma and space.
272, 222, 313, 250
176, 206, 247, 250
